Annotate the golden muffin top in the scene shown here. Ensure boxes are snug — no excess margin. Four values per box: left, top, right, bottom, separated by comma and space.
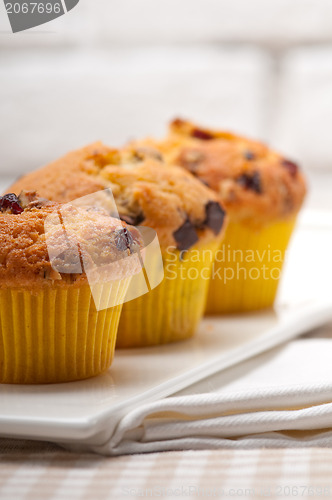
0, 191, 143, 288
132, 118, 307, 226
9, 143, 227, 251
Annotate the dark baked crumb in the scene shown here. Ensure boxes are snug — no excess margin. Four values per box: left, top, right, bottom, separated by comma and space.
17, 190, 49, 210
282, 158, 298, 177
120, 212, 145, 226
173, 219, 199, 251
244, 150, 256, 161
191, 128, 214, 141
26, 199, 50, 210
52, 248, 82, 274
18, 190, 38, 208
114, 228, 134, 252
237, 171, 262, 194
0, 193, 23, 214
204, 201, 226, 235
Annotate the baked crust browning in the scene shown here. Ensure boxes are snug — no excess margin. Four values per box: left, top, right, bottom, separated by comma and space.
0, 191, 143, 288
9, 144, 227, 250
133, 118, 307, 226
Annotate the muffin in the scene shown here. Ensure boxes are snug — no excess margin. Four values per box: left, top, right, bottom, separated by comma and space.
9, 144, 227, 347
0, 191, 142, 383
133, 118, 307, 313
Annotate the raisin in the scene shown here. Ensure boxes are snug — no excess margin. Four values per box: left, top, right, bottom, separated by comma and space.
282, 159, 298, 177
114, 228, 134, 252
191, 128, 214, 141
173, 219, 199, 251
0, 193, 23, 214
204, 201, 226, 235
237, 171, 262, 194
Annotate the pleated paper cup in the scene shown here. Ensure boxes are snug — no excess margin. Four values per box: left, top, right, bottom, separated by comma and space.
116, 240, 220, 348
205, 217, 297, 314
0, 280, 128, 384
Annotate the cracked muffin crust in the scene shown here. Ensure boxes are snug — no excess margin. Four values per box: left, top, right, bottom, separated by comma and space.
9, 143, 227, 251
132, 118, 307, 227
0, 191, 143, 289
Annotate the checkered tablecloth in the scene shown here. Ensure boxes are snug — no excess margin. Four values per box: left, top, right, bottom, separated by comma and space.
1, 323, 332, 499
1, 444, 332, 499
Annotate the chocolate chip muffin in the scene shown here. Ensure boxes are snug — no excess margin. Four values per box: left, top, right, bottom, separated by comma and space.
9, 144, 227, 346
0, 191, 142, 383
133, 118, 307, 313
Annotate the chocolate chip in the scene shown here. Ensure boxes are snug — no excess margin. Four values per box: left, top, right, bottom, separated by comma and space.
244, 150, 256, 161
237, 171, 262, 194
114, 228, 134, 252
191, 128, 214, 141
0, 193, 23, 214
282, 159, 298, 177
173, 219, 199, 251
120, 212, 145, 226
204, 201, 226, 235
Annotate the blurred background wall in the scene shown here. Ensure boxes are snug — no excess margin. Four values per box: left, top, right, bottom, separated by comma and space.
1, 0, 332, 185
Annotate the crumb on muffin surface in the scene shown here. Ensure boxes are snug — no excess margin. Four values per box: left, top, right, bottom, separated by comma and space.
9, 143, 228, 251
0, 191, 143, 288
131, 118, 307, 227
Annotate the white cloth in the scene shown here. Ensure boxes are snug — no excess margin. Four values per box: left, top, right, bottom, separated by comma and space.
65, 338, 332, 455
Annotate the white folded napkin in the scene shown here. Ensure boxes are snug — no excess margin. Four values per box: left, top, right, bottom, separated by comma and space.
66, 337, 332, 455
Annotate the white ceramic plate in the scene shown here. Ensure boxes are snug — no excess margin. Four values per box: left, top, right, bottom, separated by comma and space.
0, 210, 331, 446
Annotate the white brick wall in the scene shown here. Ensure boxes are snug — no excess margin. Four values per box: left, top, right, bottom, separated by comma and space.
84, 0, 332, 46
1, 0, 332, 175
0, 47, 272, 174
274, 47, 332, 171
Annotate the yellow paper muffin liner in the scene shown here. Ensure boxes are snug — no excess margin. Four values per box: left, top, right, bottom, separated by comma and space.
116, 240, 220, 348
0, 280, 128, 384
205, 217, 297, 314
